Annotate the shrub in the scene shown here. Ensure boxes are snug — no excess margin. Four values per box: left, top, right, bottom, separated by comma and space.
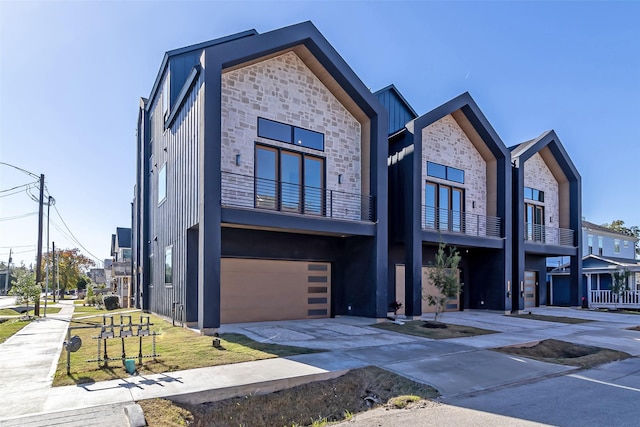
102, 294, 120, 311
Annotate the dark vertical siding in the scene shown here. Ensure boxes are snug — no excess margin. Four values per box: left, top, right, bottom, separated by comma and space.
147, 71, 203, 319
375, 89, 416, 135
170, 51, 202, 107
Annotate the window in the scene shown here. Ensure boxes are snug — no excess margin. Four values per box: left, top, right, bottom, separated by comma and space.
427, 162, 464, 184
524, 187, 544, 202
257, 118, 324, 151
162, 72, 170, 120
158, 163, 167, 204
165, 246, 172, 285
255, 144, 324, 214
148, 253, 154, 288
425, 182, 464, 232
614, 239, 620, 254
588, 235, 593, 254
623, 240, 629, 248
598, 236, 603, 256
525, 203, 544, 242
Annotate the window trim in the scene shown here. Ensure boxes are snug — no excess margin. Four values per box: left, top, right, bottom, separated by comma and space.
158, 163, 167, 206
164, 245, 173, 286
254, 143, 326, 215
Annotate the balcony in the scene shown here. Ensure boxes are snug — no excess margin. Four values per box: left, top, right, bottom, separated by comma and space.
221, 171, 374, 222
422, 206, 502, 238
524, 223, 574, 246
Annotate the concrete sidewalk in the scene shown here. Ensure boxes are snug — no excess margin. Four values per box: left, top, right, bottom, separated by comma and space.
1, 305, 639, 425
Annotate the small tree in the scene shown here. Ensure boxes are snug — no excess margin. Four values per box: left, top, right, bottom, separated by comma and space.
612, 269, 630, 310
9, 269, 41, 316
425, 241, 461, 322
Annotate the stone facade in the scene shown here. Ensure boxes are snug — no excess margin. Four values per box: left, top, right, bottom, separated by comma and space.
524, 153, 559, 237
421, 114, 487, 219
220, 51, 363, 220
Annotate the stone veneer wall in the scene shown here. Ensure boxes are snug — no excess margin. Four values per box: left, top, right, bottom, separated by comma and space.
421, 114, 487, 220
220, 51, 363, 220
524, 153, 559, 232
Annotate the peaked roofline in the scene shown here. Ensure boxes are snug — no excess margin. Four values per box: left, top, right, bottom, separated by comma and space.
373, 84, 419, 119
582, 220, 639, 240
413, 92, 510, 159
147, 29, 259, 110
510, 129, 581, 182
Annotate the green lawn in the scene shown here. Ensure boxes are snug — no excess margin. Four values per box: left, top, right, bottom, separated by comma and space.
0, 318, 32, 344
0, 307, 61, 316
372, 320, 497, 339
54, 312, 320, 386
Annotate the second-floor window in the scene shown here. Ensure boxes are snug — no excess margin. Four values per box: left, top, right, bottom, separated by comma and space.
158, 163, 167, 205
525, 203, 544, 242
427, 162, 464, 184
598, 236, 603, 256
524, 187, 544, 202
255, 145, 324, 215
425, 182, 464, 232
588, 235, 593, 254
614, 239, 620, 254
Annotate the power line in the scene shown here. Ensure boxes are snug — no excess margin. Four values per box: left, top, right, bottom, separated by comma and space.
0, 162, 39, 179
0, 245, 36, 249
0, 181, 37, 193
0, 212, 38, 221
52, 204, 102, 265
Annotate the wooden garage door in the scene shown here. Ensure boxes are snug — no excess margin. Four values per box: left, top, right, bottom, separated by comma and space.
220, 259, 330, 323
395, 264, 460, 315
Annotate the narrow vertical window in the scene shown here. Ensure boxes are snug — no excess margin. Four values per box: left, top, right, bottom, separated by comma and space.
162, 72, 170, 120
304, 156, 324, 215
158, 163, 167, 204
425, 183, 436, 229
280, 152, 301, 213
165, 246, 172, 285
255, 146, 278, 209
588, 235, 593, 254
614, 239, 620, 254
598, 236, 603, 256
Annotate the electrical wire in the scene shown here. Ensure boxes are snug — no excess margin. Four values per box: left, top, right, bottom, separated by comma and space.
0, 181, 37, 193
52, 204, 102, 265
0, 162, 39, 179
0, 212, 38, 221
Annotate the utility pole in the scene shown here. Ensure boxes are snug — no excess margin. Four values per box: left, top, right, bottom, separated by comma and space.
35, 174, 45, 317
56, 246, 60, 302
44, 196, 52, 316
3, 249, 11, 295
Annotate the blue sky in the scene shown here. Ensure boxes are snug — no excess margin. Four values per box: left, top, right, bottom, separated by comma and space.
1, 1, 639, 266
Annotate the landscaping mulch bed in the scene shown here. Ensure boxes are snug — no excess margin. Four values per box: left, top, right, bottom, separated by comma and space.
494, 339, 631, 368
508, 313, 592, 324
140, 366, 439, 427
372, 320, 497, 339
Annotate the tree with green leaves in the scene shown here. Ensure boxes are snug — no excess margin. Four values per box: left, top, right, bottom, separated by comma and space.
425, 241, 462, 322
41, 248, 94, 297
9, 268, 40, 316
611, 269, 630, 310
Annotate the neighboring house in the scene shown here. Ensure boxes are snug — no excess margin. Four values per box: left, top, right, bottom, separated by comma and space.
88, 268, 106, 285
550, 220, 640, 308
510, 131, 582, 308
378, 87, 513, 315
111, 227, 132, 308
132, 22, 388, 334
0, 268, 12, 295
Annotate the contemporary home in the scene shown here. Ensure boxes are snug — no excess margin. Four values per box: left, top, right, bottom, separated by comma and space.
510, 131, 582, 309
110, 227, 132, 307
550, 220, 640, 308
132, 22, 389, 333
377, 87, 513, 316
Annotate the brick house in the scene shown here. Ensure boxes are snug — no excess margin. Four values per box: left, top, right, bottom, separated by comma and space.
132, 22, 388, 333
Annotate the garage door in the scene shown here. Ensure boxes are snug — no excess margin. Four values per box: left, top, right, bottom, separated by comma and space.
395, 264, 460, 315
221, 259, 330, 323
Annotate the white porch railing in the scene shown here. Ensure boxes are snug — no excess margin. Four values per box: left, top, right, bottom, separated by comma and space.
589, 290, 640, 308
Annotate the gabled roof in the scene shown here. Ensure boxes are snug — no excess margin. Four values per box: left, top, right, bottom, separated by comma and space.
373, 84, 418, 135
413, 92, 510, 160
147, 29, 258, 109
582, 254, 640, 271
509, 130, 580, 182
583, 220, 638, 240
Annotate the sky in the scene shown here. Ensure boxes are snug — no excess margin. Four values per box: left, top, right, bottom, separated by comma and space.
1, 0, 639, 267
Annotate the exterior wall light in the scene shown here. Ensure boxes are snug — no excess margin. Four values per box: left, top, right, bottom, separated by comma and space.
235, 154, 241, 166
338, 174, 343, 184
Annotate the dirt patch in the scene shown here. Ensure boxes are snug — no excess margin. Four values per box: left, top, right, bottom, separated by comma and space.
494, 339, 631, 368
148, 366, 438, 427
138, 398, 193, 426
508, 313, 592, 324
372, 320, 496, 339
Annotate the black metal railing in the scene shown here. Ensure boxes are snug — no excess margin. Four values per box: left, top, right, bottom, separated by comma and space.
422, 206, 502, 238
524, 223, 574, 246
221, 171, 374, 222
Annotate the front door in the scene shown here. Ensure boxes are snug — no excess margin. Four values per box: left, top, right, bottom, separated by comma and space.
524, 271, 537, 308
